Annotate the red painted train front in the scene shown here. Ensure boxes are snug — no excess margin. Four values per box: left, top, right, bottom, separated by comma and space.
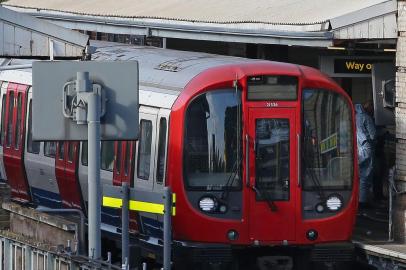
0, 42, 358, 267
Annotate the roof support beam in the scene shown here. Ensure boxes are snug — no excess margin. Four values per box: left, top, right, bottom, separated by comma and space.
12, 11, 333, 47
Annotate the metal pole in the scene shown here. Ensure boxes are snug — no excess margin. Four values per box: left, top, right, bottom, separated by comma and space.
86, 75, 102, 259
163, 187, 172, 270
122, 182, 129, 267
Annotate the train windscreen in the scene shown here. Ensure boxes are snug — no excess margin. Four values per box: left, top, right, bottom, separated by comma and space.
302, 89, 354, 190
184, 89, 242, 191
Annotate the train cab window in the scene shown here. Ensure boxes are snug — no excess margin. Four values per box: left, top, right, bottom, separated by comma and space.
58, 142, 65, 160
156, 118, 167, 183
14, 93, 22, 149
101, 141, 114, 171
302, 89, 354, 190
184, 89, 242, 190
27, 101, 40, 154
81, 142, 88, 166
44, 142, 57, 158
6, 92, 14, 147
137, 120, 152, 180
116, 143, 122, 174
0, 95, 6, 146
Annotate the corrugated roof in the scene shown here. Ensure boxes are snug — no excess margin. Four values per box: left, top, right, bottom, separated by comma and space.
3, 0, 390, 26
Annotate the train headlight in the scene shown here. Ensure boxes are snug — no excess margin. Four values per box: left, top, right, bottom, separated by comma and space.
227, 230, 239, 241
306, 229, 318, 241
326, 195, 343, 212
199, 197, 217, 212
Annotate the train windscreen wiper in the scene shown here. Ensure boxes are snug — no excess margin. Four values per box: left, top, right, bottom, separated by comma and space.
220, 157, 242, 201
302, 136, 326, 200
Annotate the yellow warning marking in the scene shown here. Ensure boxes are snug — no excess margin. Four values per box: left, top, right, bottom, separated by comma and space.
129, 200, 164, 214
102, 196, 176, 216
102, 197, 122, 209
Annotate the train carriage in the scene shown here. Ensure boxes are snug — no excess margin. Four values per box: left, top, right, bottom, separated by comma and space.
0, 42, 358, 268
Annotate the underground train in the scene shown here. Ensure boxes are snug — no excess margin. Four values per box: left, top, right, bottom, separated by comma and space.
0, 42, 358, 267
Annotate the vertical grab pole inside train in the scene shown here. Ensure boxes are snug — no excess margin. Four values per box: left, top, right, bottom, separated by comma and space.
76, 71, 102, 259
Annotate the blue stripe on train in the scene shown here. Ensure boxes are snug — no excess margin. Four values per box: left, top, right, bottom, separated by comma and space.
30, 187, 62, 209
30, 188, 163, 239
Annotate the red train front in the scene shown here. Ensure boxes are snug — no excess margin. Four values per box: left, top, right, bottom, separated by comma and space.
0, 43, 358, 268
167, 62, 357, 266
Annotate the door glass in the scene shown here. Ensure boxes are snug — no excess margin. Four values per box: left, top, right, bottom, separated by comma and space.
15, 93, 22, 149
116, 142, 122, 174
156, 118, 167, 183
137, 120, 152, 180
68, 143, 74, 163
255, 119, 290, 201
1, 95, 6, 146
58, 142, 65, 160
124, 142, 131, 176
27, 101, 40, 154
44, 141, 56, 158
6, 92, 14, 147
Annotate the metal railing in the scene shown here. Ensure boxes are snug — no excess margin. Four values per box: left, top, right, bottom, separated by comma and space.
0, 232, 123, 270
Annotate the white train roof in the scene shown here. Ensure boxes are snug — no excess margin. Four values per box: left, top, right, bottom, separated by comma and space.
0, 41, 258, 109
90, 41, 252, 92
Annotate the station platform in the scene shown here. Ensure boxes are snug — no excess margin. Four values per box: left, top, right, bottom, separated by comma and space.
352, 199, 406, 269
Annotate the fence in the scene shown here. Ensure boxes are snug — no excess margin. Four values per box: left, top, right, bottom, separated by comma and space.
0, 231, 122, 270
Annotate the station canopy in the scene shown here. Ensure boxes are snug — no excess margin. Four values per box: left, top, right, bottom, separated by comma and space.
2, 0, 397, 47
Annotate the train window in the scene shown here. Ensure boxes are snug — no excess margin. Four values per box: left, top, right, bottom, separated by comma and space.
27, 101, 40, 154
124, 142, 130, 176
101, 141, 114, 171
247, 75, 297, 101
81, 141, 88, 166
302, 89, 354, 190
116, 143, 122, 174
184, 89, 242, 190
156, 118, 167, 183
6, 92, 14, 147
68, 143, 74, 163
58, 142, 65, 160
15, 93, 22, 149
0, 95, 5, 146
44, 142, 56, 158
137, 120, 152, 180
255, 119, 290, 201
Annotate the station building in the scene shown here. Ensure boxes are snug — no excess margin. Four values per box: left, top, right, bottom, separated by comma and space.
2, 0, 406, 264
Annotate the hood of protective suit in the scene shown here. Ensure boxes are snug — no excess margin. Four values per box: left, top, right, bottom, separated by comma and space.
354, 103, 364, 114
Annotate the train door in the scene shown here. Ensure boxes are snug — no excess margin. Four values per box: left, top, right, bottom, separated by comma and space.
113, 141, 138, 231
152, 109, 170, 194
0, 82, 8, 181
55, 141, 83, 209
134, 107, 158, 191
134, 106, 158, 236
247, 107, 297, 242
25, 94, 61, 208
3, 83, 31, 201
113, 141, 135, 187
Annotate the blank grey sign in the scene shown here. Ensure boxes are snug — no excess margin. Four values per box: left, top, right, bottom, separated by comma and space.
32, 61, 139, 140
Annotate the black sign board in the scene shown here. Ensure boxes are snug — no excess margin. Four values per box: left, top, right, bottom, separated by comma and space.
334, 59, 374, 74
247, 75, 297, 101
